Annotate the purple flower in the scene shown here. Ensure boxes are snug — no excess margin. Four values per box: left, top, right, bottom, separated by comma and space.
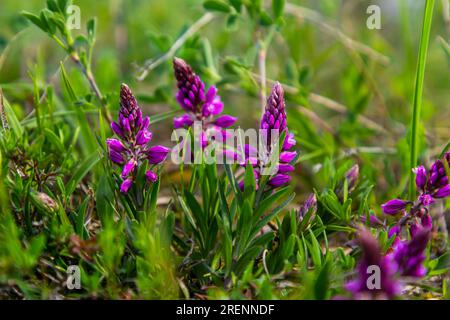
268, 174, 291, 187
107, 84, 169, 192
145, 170, 158, 183
173, 57, 205, 113
297, 193, 317, 224
345, 229, 400, 299
390, 226, 430, 277
346, 164, 359, 192
120, 178, 133, 193
172, 58, 235, 147
413, 165, 427, 191
174, 114, 194, 129
279, 151, 297, 163
381, 199, 410, 215
434, 184, 450, 198
147, 145, 170, 164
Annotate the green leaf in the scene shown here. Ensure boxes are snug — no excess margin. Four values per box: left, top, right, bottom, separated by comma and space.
203, 0, 232, 13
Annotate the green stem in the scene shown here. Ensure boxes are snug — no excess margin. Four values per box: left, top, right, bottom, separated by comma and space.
409, 0, 434, 199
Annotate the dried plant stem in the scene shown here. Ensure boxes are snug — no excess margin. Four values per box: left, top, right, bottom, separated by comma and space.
136, 13, 215, 81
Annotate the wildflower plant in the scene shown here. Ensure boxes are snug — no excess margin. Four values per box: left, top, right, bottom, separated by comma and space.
0, 0, 448, 303
107, 84, 169, 194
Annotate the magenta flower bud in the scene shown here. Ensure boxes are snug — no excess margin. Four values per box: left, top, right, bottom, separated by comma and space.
120, 178, 133, 193
277, 163, 295, 174
388, 225, 401, 238
136, 129, 153, 145
214, 115, 237, 128
121, 159, 136, 178
346, 164, 359, 191
111, 121, 123, 137
381, 199, 410, 215
279, 151, 297, 163
107, 138, 125, 153
434, 184, 450, 198
145, 170, 158, 183
147, 145, 170, 164
268, 174, 291, 187
174, 114, 194, 129
109, 150, 124, 164
345, 228, 400, 298
413, 165, 427, 191
261, 82, 286, 132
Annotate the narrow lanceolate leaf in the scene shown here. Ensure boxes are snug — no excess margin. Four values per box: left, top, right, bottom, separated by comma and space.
409, 0, 434, 199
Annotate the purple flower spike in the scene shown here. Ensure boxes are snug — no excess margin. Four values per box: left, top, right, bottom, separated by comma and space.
107, 84, 169, 193
381, 199, 410, 215
120, 178, 133, 193
109, 150, 124, 164
214, 115, 237, 128
147, 145, 170, 164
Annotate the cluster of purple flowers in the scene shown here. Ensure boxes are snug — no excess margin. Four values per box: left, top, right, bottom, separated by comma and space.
172, 57, 236, 147
240, 83, 297, 189
345, 153, 449, 299
381, 151, 450, 232
107, 84, 170, 193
